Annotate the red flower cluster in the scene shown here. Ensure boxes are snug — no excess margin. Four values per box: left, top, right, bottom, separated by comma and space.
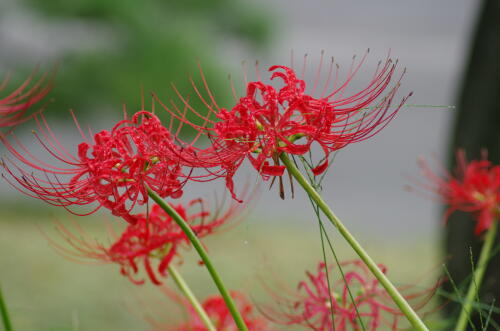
417, 150, 500, 235
52, 199, 234, 285
168, 292, 269, 331
2, 111, 186, 223
267, 261, 433, 331
157, 54, 411, 199
212, 66, 332, 179
2, 56, 410, 206
0, 69, 53, 129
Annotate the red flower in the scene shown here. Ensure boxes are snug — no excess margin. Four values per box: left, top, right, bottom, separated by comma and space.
50, 199, 235, 285
156, 53, 411, 199
265, 261, 435, 331
155, 291, 270, 331
2, 111, 186, 222
416, 150, 500, 235
0, 69, 53, 129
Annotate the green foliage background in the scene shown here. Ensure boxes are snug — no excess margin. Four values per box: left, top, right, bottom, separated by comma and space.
14, 0, 271, 123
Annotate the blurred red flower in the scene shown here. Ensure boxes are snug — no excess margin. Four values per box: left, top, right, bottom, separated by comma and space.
0, 69, 53, 129
265, 260, 435, 331
417, 150, 500, 235
50, 198, 236, 285
155, 291, 270, 331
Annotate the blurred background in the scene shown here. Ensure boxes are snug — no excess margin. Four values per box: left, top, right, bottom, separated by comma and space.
0, 0, 495, 330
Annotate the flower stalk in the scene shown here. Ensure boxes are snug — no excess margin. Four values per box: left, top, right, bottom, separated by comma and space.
168, 265, 216, 331
0, 284, 13, 331
147, 187, 248, 331
454, 220, 498, 331
279, 153, 429, 331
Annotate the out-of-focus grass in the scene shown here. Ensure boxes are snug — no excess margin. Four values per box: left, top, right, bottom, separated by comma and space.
0, 210, 443, 330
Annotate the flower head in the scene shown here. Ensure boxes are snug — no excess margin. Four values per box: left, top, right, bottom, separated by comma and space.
266, 261, 435, 331
2, 111, 186, 222
50, 199, 235, 285
156, 291, 269, 331
0, 69, 53, 129
156, 52, 411, 199
416, 150, 500, 235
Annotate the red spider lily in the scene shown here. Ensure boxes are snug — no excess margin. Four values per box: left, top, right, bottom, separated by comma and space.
1, 111, 186, 223
0, 69, 53, 129
155, 52, 411, 199
265, 261, 435, 331
152, 291, 270, 331
416, 150, 500, 235
49, 199, 236, 285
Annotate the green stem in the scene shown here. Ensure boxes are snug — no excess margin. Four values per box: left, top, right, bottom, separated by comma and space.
168, 266, 216, 331
454, 220, 498, 331
280, 153, 428, 331
147, 188, 248, 331
0, 285, 13, 331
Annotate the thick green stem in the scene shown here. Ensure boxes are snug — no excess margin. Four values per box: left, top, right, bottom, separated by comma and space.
168, 265, 216, 331
454, 220, 498, 331
147, 188, 248, 331
280, 153, 428, 331
0, 285, 13, 331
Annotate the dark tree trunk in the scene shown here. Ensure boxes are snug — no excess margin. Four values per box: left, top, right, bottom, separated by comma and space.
445, 0, 500, 328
